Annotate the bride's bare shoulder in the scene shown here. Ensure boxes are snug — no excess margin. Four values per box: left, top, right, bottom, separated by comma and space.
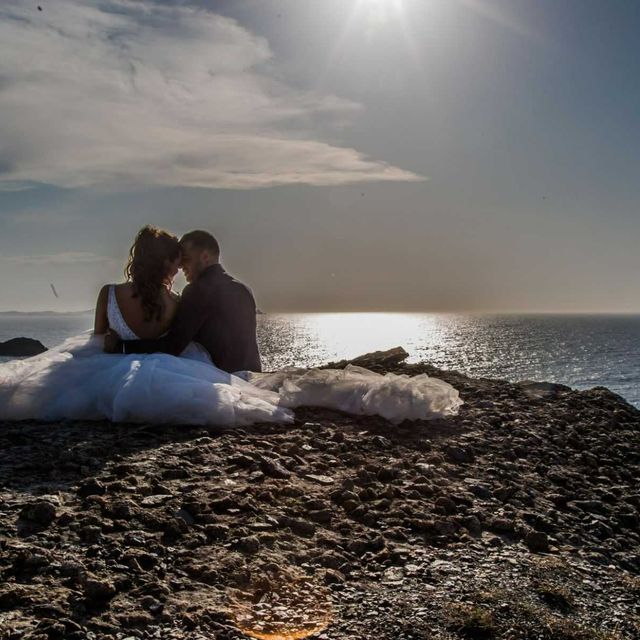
165, 289, 180, 308
113, 282, 134, 295
163, 288, 180, 314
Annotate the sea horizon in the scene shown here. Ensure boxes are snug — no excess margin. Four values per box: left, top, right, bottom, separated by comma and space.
2, 309, 640, 316
2, 311, 639, 409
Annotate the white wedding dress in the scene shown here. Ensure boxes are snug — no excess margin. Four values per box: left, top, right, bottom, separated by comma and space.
0, 286, 462, 426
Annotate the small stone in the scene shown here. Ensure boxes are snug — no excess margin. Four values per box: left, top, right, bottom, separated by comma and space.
305, 474, 334, 485
19, 501, 56, 526
237, 535, 261, 554
343, 500, 359, 514
60, 561, 85, 580
258, 455, 291, 479
377, 466, 398, 482
205, 524, 230, 540
571, 500, 606, 514
338, 490, 360, 504
228, 453, 256, 468
110, 500, 135, 520
174, 508, 195, 526
468, 483, 492, 499
308, 509, 333, 524
77, 479, 106, 499
433, 518, 457, 536
463, 515, 483, 535
525, 530, 550, 553
141, 595, 162, 612
358, 487, 377, 502
162, 519, 185, 541
444, 445, 475, 463
324, 569, 345, 585
416, 463, 436, 475
372, 435, 392, 448
488, 517, 515, 534
141, 494, 172, 507
247, 521, 275, 532
290, 519, 316, 537
435, 497, 458, 515
79, 525, 102, 543
83, 576, 116, 602
117, 613, 153, 626
493, 486, 518, 502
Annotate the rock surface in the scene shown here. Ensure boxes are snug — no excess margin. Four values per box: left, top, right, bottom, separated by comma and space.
0, 351, 639, 639
0, 337, 47, 357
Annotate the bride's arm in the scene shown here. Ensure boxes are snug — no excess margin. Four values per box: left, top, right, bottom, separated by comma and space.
93, 285, 109, 335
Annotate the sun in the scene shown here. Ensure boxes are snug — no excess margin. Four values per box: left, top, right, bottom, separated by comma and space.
351, 0, 409, 38
358, 0, 406, 21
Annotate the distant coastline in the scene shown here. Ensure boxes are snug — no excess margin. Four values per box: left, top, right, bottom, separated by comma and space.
0, 310, 94, 316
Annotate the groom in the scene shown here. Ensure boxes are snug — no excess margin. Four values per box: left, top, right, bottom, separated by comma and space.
104, 230, 262, 372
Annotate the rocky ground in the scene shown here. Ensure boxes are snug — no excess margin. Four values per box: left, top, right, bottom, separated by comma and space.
1, 349, 639, 639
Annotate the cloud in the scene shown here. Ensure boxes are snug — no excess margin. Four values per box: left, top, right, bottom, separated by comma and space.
4, 210, 83, 225
0, 252, 116, 266
0, 1, 423, 190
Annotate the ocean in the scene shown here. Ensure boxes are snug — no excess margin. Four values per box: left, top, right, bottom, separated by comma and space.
1, 312, 639, 408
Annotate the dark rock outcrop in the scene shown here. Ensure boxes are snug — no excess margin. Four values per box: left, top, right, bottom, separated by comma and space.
0, 337, 47, 357
326, 346, 410, 370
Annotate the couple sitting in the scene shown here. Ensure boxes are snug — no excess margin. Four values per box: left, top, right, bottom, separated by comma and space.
0, 226, 462, 426
99, 226, 262, 373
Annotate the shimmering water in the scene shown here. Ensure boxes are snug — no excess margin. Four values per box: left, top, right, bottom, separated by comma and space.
1, 312, 639, 407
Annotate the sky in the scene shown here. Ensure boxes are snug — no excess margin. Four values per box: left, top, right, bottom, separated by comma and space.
0, 0, 639, 312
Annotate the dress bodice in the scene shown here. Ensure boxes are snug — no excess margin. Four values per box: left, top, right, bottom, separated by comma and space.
107, 285, 139, 340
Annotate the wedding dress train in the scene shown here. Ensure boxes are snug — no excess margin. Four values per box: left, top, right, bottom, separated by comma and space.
0, 286, 293, 426
0, 287, 462, 426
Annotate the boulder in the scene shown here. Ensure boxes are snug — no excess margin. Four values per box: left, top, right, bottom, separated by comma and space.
327, 346, 410, 370
517, 380, 571, 399
0, 337, 47, 357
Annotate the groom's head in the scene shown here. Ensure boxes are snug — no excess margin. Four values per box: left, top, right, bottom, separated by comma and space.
179, 230, 220, 283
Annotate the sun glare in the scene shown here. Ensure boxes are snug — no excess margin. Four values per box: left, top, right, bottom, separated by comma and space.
358, 0, 405, 24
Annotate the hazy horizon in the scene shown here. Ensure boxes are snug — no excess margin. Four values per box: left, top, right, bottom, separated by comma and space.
1, 1, 639, 313
0, 309, 640, 317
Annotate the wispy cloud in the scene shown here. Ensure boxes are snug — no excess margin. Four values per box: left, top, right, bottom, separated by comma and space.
0, 1, 423, 190
0, 252, 116, 266
4, 210, 83, 225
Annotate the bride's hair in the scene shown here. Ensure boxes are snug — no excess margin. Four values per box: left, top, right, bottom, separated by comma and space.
125, 225, 180, 322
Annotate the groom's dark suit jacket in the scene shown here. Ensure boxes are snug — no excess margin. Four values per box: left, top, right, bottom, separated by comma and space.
122, 264, 262, 373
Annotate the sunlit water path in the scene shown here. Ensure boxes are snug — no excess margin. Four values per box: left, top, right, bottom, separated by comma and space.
1, 312, 639, 407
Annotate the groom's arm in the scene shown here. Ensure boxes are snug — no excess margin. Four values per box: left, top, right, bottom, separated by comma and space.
121, 283, 209, 356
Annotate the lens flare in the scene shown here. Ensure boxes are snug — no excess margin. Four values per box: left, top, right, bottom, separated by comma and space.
227, 574, 333, 640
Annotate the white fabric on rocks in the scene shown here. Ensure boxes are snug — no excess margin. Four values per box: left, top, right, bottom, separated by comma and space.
0, 290, 462, 425
245, 364, 463, 424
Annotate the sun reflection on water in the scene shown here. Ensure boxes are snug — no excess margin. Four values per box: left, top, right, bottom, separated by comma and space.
259, 312, 452, 371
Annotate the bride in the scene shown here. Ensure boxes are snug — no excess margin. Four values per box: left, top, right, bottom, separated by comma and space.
0, 226, 462, 426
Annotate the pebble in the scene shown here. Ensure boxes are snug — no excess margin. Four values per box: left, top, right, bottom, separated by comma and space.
305, 474, 334, 485
83, 575, 116, 602
237, 535, 261, 554
19, 500, 57, 526
524, 530, 550, 553
77, 478, 106, 498
258, 455, 291, 479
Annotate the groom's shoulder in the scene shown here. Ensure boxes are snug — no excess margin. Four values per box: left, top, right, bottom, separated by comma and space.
198, 266, 255, 301
219, 270, 256, 303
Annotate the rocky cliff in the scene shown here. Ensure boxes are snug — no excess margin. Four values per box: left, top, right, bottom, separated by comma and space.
0, 351, 638, 639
